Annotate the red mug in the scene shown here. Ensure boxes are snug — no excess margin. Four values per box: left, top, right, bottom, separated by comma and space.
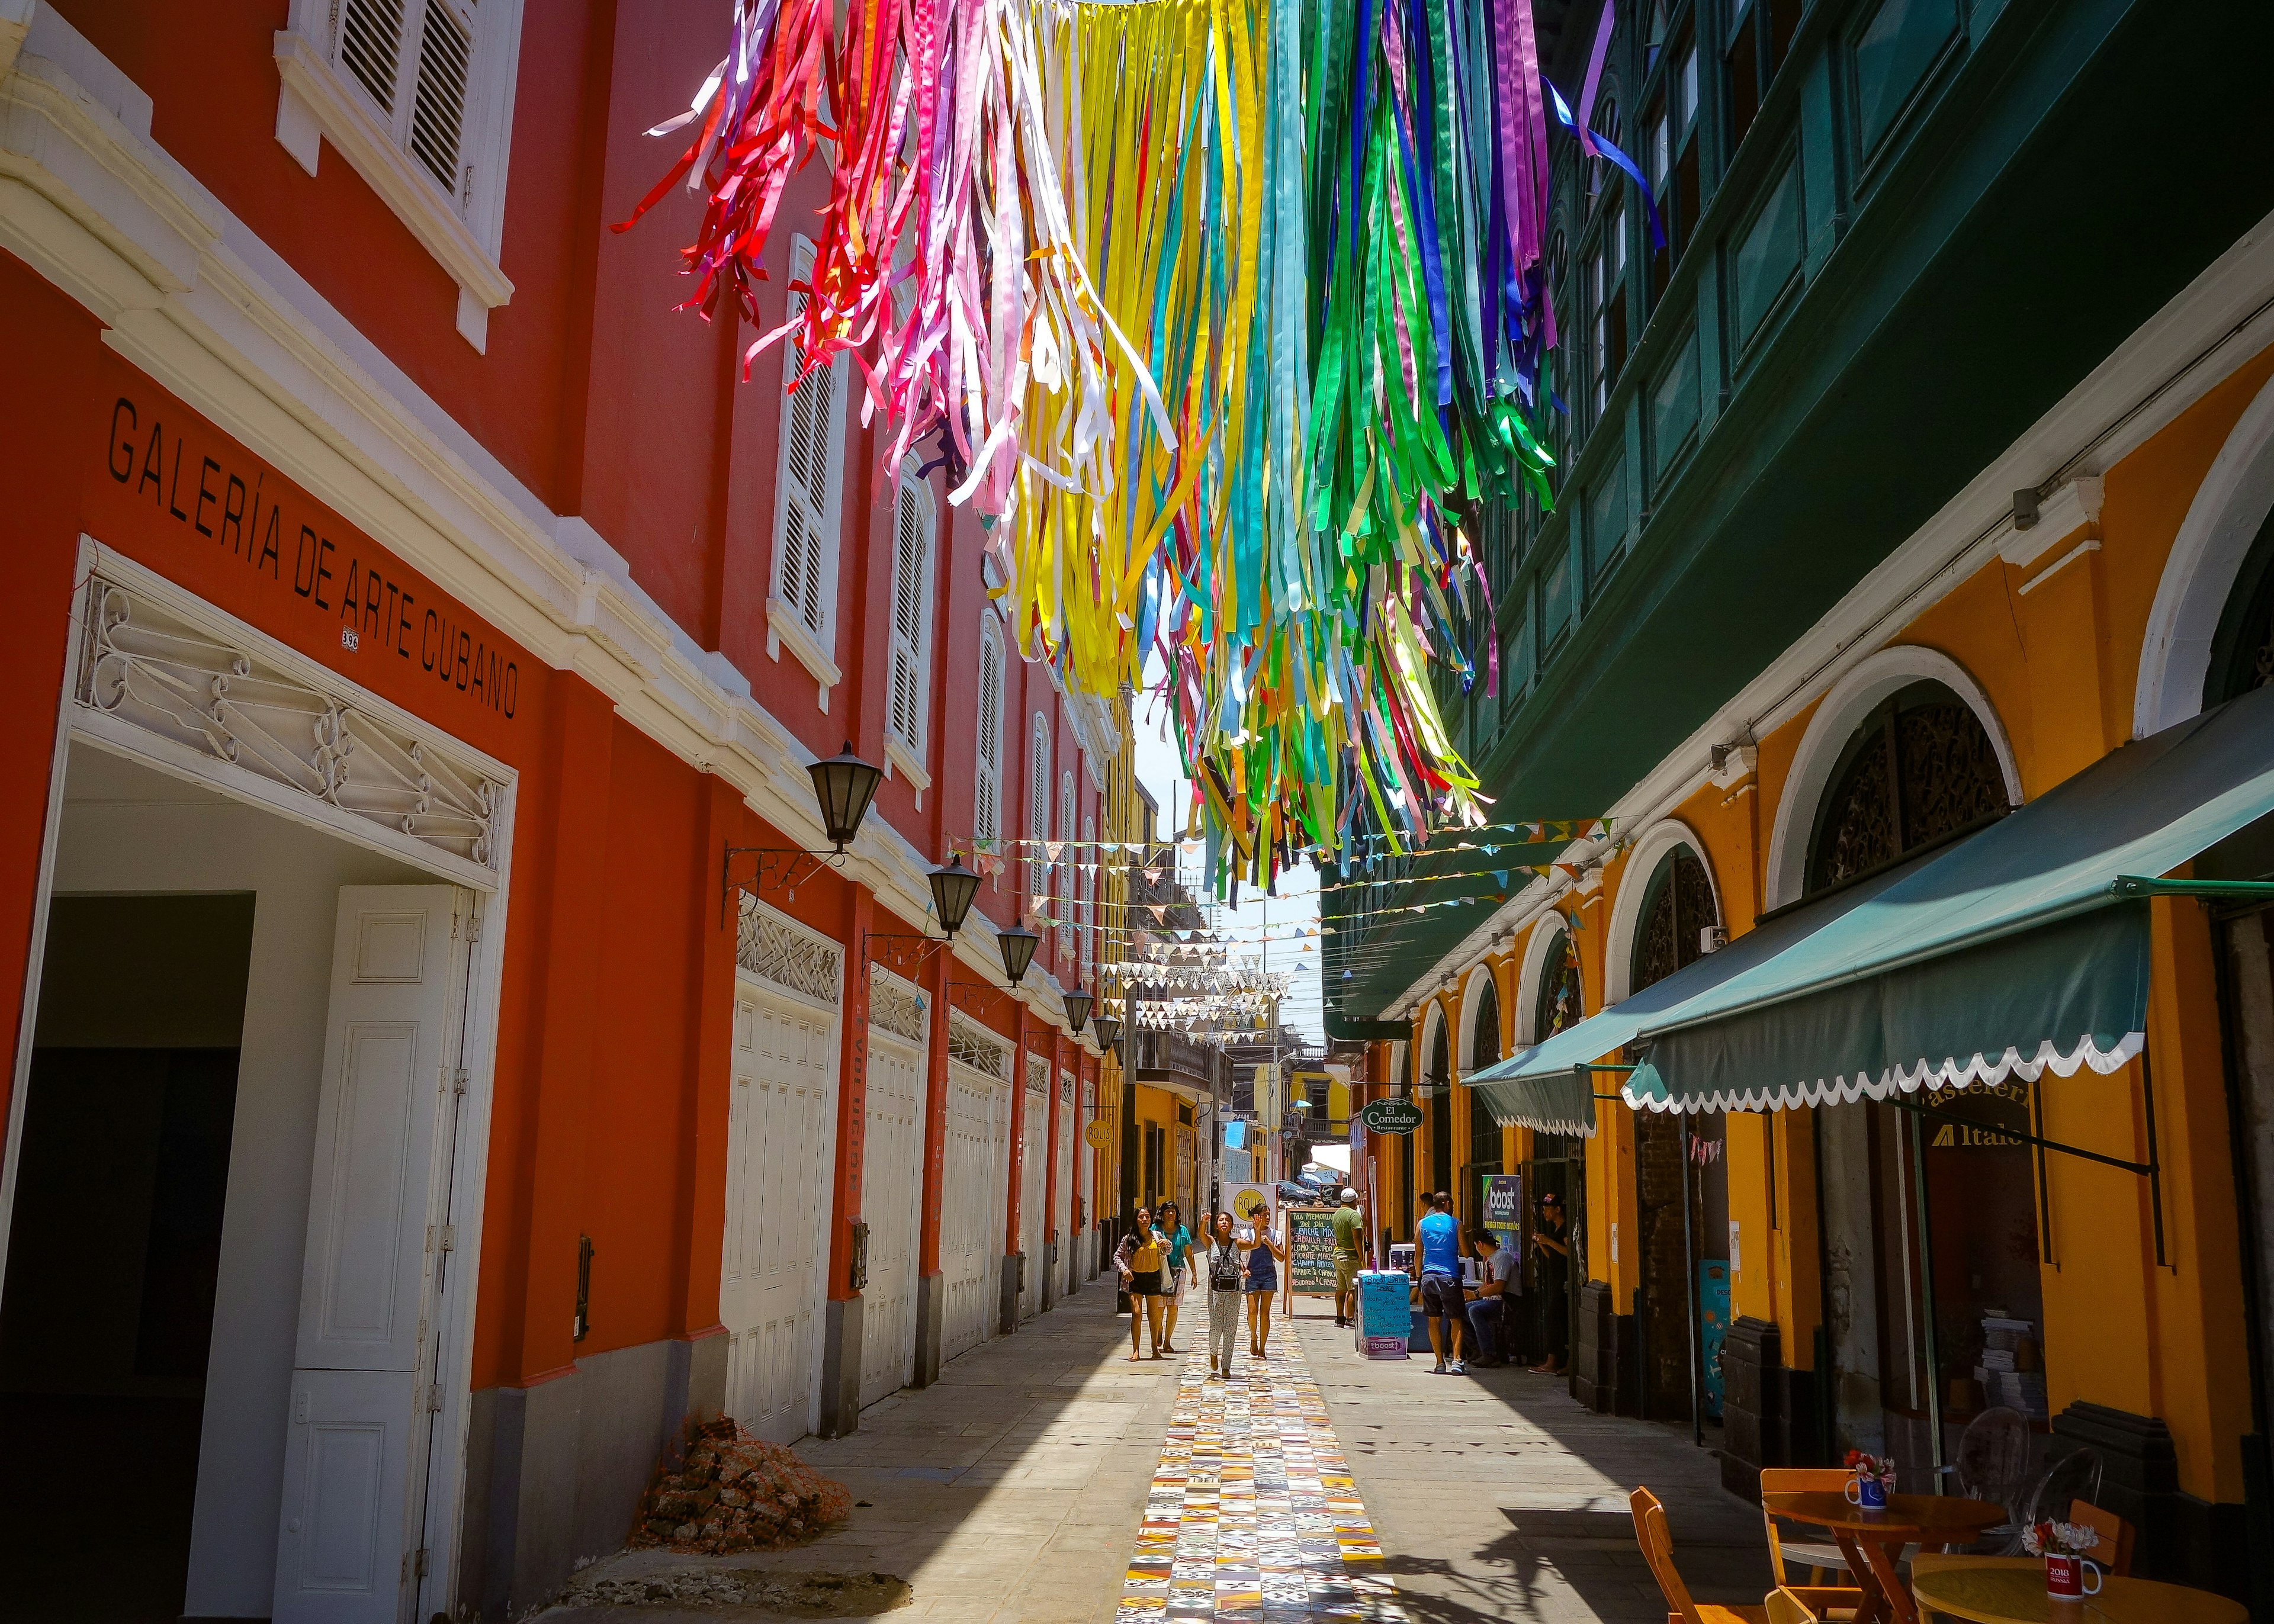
2045, 1555, 2103, 1599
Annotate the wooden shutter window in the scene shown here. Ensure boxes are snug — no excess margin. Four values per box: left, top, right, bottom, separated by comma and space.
776, 236, 840, 642
335, 0, 478, 211
1058, 772, 1075, 952
975, 623, 1004, 847
888, 479, 931, 752
1028, 717, 1049, 910
409, 0, 474, 200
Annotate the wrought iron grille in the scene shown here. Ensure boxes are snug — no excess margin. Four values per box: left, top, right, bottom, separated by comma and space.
948, 1014, 1008, 1079
737, 895, 843, 1004
77, 575, 500, 867
868, 965, 927, 1043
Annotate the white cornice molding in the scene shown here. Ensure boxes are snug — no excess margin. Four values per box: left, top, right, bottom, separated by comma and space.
0, 23, 984, 977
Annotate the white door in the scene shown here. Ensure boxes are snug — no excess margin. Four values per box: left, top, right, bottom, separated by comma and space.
859, 1025, 924, 1407
1054, 1073, 1075, 1298
721, 982, 835, 1444
942, 1060, 1006, 1362
1018, 1073, 1047, 1321
1079, 1079, 1097, 1279
274, 886, 470, 1624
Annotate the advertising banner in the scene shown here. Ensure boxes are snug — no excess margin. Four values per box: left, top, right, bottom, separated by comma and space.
1225, 1184, 1271, 1239
1482, 1173, 1523, 1254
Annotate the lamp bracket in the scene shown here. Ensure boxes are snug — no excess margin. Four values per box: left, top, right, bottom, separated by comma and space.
947, 977, 1020, 1021
722, 843, 849, 925
863, 931, 952, 977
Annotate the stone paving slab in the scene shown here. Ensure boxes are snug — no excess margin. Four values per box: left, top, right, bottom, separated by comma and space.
536, 1287, 1180, 1624
1287, 1308, 1777, 1624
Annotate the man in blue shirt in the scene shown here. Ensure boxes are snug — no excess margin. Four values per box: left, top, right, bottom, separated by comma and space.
1415, 1190, 1465, 1373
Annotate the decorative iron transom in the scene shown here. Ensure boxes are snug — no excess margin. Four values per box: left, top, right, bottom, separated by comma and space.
1027, 1053, 1050, 1095
1809, 683, 2009, 895
737, 895, 843, 1004
76, 575, 501, 868
868, 966, 927, 1043
948, 1014, 1008, 1079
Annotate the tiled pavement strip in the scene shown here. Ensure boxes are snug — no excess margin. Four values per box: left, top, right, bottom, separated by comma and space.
541, 1289, 1774, 1623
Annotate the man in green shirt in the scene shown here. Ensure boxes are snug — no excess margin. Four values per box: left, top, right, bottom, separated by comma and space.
1331, 1189, 1364, 1327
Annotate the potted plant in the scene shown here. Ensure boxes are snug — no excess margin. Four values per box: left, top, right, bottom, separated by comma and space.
1842, 1449, 1897, 1510
2022, 1522, 2104, 1599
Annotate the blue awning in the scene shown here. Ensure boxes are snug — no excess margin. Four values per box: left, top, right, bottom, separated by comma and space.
1626, 683, 2274, 1114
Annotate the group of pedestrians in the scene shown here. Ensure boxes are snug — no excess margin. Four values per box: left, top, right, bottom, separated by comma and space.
1114, 1201, 1288, 1377
1411, 1187, 1570, 1375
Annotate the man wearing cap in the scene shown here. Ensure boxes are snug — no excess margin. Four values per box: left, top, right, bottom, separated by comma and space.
1530, 1191, 1571, 1375
1331, 1188, 1363, 1328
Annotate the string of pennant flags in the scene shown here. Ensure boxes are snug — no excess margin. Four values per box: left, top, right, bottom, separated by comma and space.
618, 0, 1677, 893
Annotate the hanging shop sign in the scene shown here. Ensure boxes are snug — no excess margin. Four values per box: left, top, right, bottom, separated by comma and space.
1357, 1097, 1422, 1136
1084, 1118, 1113, 1149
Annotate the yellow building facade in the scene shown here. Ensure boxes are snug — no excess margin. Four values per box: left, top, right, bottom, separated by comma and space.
1371, 335, 2274, 1591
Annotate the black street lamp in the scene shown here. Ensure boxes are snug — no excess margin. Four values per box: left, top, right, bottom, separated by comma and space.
1089, 1012, 1120, 1052
808, 739, 883, 852
1062, 989, 1093, 1037
720, 739, 884, 921
997, 920, 1040, 986
928, 854, 981, 938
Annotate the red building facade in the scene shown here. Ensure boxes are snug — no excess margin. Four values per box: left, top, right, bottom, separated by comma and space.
0, 4, 1114, 1617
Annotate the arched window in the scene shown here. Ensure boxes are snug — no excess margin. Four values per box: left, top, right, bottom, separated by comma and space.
1535, 928, 1582, 1040
1426, 1010, 1452, 1199
1058, 770, 1077, 954
1806, 680, 2010, 895
974, 617, 1004, 854
1027, 714, 1051, 915
1631, 846, 1717, 993
887, 476, 936, 757
2206, 509, 2274, 707
1080, 814, 1096, 981
1467, 977, 1502, 1202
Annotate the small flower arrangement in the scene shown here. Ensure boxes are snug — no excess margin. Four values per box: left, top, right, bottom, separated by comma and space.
2022, 1521, 2097, 1558
1843, 1449, 1897, 1484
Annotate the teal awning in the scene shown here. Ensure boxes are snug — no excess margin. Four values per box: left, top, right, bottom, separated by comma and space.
1626, 684, 2274, 1115
1466, 857, 1928, 1136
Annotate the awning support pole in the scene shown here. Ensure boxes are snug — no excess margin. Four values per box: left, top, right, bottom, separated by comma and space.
1879, 1092, 2154, 1179
1906, 1110, 1947, 1488
2140, 1042, 2168, 1269
1681, 1124, 1703, 1448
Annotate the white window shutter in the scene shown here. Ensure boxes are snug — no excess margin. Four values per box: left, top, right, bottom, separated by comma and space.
1080, 815, 1094, 979
1058, 772, 1075, 953
975, 624, 1003, 847
775, 236, 841, 642
409, 0, 475, 202
335, 0, 477, 214
888, 480, 931, 752
1028, 717, 1049, 911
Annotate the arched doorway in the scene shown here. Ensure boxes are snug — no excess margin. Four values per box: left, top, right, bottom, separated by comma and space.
1519, 921, 1585, 1377
1628, 843, 1723, 1421
1425, 1008, 1451, 1218
1801, 678, 2038, 1484
2206, 506, 2274, 708
1534, 927, 1582, 1041
1464, 976, 1502, 1233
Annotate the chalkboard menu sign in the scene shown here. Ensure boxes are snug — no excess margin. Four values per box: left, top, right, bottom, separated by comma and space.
1285, 1206, 1340, 1296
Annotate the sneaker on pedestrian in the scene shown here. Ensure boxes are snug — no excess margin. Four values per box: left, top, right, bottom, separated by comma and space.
1431, 1361, 1447, 1374
1448, 1359, 1466, 1374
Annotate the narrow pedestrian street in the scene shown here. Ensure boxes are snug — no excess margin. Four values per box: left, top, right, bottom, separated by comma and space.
542, 1294, 1771, 1622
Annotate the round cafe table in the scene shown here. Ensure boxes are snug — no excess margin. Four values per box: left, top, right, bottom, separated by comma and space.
1760, 1491, 2008, 1624
1908, 1555, 2248, 1624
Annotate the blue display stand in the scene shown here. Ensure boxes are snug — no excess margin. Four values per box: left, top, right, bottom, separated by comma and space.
1354, 1270, 1411, 1359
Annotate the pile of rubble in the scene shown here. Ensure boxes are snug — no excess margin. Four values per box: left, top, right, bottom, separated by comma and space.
628, 1416, 852, 1554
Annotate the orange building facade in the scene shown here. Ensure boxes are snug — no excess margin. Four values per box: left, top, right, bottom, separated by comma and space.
0, 5, 1126, 1619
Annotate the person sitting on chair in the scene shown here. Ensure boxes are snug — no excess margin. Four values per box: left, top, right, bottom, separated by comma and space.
1463, 1228, 1515, 1366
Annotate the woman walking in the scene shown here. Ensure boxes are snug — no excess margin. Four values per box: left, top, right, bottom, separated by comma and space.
1242, 1203, 1286, 1360
1113, 1205, 1168, 1361
1204, 1213, 1244, 1379
1156, 1201, 1196, 1353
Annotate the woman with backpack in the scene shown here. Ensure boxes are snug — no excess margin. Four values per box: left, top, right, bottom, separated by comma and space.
1203, 1212, 1245, 1378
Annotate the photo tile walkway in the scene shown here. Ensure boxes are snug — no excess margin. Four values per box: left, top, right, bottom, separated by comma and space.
1116, 1330, 1407, 1622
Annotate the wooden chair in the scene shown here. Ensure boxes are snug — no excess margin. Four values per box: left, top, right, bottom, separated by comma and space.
1758, 1468, 1865, 1619
2068, 1498, 2135, 1576
1765, 1589, 1822, 1624
1631, 1486, 1769, 1624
